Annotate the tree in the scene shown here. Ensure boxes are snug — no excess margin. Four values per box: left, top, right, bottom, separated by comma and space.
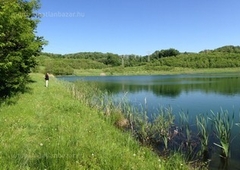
104, 53, 121, 66
213, 45, 240, 53
151, 48, 180, 59
0, 0, 45, 98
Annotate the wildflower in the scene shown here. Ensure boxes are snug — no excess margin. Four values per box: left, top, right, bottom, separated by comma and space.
40, 143, 43, 146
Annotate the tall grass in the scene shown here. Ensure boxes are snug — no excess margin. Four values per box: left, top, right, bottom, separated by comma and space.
209, 109, 234, 159
64, 78, 191, 169
0, 73, 191, 170
196, 114, 211, 168
235, 113, 240, 128
196, 115, 209, 153
60, 75, 240, 169
179, 111, 196, 161
153, 107, 175, 151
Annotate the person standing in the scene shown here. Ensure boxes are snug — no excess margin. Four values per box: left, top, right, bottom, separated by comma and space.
45, 73, 49, 87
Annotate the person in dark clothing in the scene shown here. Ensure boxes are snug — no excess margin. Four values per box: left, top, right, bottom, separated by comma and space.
45, 73, 49, 87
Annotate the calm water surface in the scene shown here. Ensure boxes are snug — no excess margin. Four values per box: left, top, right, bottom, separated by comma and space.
58, 73, 240, 169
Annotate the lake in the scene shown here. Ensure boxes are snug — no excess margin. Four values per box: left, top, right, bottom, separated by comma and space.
58, 72, 240, 169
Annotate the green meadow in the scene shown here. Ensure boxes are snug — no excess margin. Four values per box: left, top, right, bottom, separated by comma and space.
0, 73, 188, 170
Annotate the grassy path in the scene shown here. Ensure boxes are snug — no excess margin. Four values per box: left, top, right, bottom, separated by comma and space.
0, 73, 188, 170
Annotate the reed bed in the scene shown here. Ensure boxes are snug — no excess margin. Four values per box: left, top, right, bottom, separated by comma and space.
65, 79, 240, 170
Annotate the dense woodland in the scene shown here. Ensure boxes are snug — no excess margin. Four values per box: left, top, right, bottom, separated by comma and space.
40, 45, 240, 75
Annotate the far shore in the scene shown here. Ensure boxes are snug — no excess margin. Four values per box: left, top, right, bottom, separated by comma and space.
70, 67, 240, 76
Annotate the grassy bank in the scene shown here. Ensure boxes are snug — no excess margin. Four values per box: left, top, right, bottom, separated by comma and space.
0, 73, 188, 170
73, 67, 240, 76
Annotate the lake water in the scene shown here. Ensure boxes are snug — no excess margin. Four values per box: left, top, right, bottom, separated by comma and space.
58, 72, 240, 169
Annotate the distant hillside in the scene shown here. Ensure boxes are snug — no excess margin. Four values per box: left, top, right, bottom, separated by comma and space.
42, 45, 240, 56
39, 45, 240, 75
214, 45, 240, 53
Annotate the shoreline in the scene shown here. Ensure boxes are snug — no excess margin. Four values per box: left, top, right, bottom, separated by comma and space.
71, 67, 240, 76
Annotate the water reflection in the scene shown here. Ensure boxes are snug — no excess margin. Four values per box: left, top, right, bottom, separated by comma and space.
58, 73, 240, 170
58, 73, 240, 97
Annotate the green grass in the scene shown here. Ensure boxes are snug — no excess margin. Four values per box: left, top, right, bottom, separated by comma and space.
0, 73, 189, 170
72, 67, 240, 76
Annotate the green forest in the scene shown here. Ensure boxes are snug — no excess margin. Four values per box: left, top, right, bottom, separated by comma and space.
39, 45, 240, 75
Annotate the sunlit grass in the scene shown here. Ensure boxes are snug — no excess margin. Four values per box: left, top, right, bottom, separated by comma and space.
0, 73, 189, 170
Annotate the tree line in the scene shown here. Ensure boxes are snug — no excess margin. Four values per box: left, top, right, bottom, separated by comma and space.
41, 45, 240, 75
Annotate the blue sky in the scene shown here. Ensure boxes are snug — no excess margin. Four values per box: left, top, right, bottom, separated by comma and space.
37, 0, 240, 56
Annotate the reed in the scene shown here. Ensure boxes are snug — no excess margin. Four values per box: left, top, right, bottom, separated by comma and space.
209, 109, 234, 159
178, 111, 197, 161
196, 114, 210, 164
179, 111, 190, 143
236, 113, 240, 128
63, 79, 192, 168
132, 105, 151, 145
153, 107, 175, 151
